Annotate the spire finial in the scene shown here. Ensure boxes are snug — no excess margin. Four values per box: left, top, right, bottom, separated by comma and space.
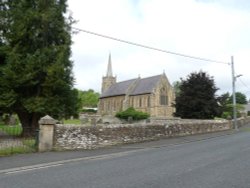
106, 53, 113, 77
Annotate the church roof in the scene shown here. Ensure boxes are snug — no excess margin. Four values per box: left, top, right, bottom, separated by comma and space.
101, 78, 137, 98
130, 75, 161, 95
100, 75, 162, 98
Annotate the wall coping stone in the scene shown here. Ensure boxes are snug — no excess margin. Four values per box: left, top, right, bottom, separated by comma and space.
39, 115, 57, 125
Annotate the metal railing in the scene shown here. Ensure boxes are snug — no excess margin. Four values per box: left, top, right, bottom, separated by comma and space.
0, 125, 38, 156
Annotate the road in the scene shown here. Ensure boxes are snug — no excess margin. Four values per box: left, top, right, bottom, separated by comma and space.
1, 128, 250, 188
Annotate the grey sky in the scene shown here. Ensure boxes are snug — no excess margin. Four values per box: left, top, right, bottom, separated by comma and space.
68, 0, 250, 99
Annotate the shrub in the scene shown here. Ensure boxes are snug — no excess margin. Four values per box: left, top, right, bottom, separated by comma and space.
81, 108, 97, 114
115, 107, 149, 121
221, 112, 231, 119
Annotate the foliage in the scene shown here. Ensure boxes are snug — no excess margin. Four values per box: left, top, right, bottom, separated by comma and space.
0, 0, 76, 134
229, 92, 247, 104
220, 103, 244, 119
62, 88, 82, 119
217, 92, 230, 117
115, 107, 149, 121
217, 92, 246, 119
172, 81, 181, 97
174, 71, 219, 119
0, 125, 22, 136
78, 89, 100, 108
81, 108, 97, 114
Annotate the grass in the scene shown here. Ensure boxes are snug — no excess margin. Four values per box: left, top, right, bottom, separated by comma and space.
242, 127, 250, 132
63, 119, 82, 125
0, 123, 37, 156
0, 147, 28, 156
0, 139, 36, 157
0, 124, 23, 136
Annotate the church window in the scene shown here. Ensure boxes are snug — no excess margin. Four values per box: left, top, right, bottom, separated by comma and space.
114, 100, 116, 110
100, 101, 104, 111
160, 88, 168, 105
107, 101, 110, 111
120, 99, 123, 110
148, 96, 151, 107
139, 98, 142, 107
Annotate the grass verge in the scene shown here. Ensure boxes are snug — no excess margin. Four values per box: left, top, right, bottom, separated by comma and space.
0, 139, 36, 157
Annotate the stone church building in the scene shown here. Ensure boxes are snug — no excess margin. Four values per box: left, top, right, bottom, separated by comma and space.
98, 54, 175, 118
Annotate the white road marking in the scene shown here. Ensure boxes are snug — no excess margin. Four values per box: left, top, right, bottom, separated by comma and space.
0, 149, 149, 175
5, 164, 63, 174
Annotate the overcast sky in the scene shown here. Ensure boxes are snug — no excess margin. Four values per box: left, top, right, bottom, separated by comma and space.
67, 0, 250, 99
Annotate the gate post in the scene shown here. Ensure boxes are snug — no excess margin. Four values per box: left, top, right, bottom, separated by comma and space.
38, 115, 56, 152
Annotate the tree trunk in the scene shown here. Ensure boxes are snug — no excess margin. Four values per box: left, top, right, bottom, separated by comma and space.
17, 111, 41, 137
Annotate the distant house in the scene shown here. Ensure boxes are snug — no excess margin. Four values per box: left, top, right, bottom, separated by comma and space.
98, 54, 175, 118
244, 103, 250, 115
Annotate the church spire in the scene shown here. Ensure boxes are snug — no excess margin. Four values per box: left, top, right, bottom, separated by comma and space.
106, 53, 113, 77
102, 53, 116, 93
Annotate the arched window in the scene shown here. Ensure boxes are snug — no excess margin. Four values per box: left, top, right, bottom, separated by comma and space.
107, 101, 110, 111
139, 97, 142, 107
114, 99, 116, 110
160, 88, 168, 105
148, 96, 151, 107
131, 97, 134, 106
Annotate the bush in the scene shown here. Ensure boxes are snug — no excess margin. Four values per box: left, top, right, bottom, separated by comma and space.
115, 107, 149, 121
221, 111, 241, 119
221, 112, 232, 119
81, 108, 97, 114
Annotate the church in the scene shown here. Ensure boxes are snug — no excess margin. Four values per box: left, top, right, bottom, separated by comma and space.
98, 54, 176, 118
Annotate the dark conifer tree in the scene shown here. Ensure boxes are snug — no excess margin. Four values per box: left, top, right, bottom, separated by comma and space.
175, 71, 219, 119
0, 0, 76, 134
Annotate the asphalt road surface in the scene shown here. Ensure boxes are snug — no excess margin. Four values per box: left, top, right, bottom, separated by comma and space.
1, 128, 250, 188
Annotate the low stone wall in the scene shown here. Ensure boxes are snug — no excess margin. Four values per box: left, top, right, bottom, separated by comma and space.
236, 117, 250, 127
53, 118, 248, 150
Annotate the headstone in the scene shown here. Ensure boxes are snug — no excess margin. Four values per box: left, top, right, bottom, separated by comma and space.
128, 116, 133, 124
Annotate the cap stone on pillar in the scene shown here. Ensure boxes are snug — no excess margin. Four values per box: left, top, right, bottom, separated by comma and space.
39, 115, 56, 125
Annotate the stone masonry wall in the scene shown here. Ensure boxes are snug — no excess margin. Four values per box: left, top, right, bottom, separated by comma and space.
53, 117, 250, 150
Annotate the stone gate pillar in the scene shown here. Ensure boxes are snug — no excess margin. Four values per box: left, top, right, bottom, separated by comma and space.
38, 115, 56, 152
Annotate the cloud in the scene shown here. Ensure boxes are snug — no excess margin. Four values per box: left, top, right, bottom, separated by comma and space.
68, 0, 250, 99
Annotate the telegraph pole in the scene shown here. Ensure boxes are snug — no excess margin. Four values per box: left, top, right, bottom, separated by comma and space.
231, 56, 237, 130
231, 56, 242, 130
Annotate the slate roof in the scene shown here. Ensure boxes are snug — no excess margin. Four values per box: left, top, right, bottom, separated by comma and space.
130, 75, 161, 95
100, 78, 137, 98
100, 75, 162, 98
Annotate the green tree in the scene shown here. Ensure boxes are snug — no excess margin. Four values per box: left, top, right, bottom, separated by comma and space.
64, 88, 82, 118
174, 71, 219, 119
0, 0, 76, 135
221, 103, 244, 119
217, 92, 247, 119
229, 92, 247, 104
217, 92, 230, 117
78, 89, 100, 108
172, 81, 181, 97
